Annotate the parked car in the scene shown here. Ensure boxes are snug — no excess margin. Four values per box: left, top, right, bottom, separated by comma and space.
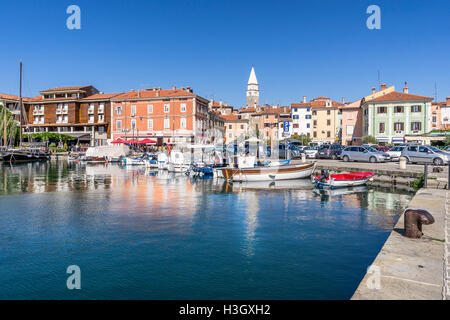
316, 144, 344, 160
303, 146, 318, 159
341, 146, 390, 163
376, 146, 391, 153
266, 144, 303, 159
400, 145, 450, 165
445, 146, 450, 152
386, 146, 406, 161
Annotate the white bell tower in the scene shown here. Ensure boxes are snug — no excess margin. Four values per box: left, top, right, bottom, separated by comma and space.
246, 67, 259, 107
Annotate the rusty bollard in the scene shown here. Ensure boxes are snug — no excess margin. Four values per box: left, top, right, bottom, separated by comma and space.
404, 209, 435, 238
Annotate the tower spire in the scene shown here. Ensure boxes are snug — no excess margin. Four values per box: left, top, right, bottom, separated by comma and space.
246, 67, 259, 107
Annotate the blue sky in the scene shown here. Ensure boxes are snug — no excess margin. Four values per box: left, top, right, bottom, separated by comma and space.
0, 0, 449, 106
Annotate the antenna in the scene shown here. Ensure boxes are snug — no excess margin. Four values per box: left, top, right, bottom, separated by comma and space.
434, 81, 438, 101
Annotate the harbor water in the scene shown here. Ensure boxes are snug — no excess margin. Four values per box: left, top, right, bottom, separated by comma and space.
0, 160, 413, 299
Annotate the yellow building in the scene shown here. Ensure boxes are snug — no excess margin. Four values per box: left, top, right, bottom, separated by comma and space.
309, 97, 342, 143
223, 114, 249, 142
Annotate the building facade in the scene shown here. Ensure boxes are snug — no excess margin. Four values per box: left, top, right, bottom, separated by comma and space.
223, 114, 249, 142
440, 97, 450, 130
361, 87, 433, 144
24, 86, 118, 146
110, 87, 222, 145
290, 96, 312, 137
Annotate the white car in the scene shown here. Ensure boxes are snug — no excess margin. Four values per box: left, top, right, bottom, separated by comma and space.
386, 146, 406, 161
303, 146, 318, 159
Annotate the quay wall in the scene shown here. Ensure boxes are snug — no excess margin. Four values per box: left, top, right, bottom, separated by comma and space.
351, 188, 449, 300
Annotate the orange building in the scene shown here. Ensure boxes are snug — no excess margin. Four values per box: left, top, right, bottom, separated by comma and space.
431, 101, 443, 130
111, 87, 223, 145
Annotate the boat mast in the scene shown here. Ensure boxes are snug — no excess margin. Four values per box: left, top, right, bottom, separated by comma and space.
2, 107, 6, 147
19, 61, 23, 147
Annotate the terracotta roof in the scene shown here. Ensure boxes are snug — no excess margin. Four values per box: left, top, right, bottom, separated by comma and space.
432, 101, 446, 106
340, 99, 362, 109
238, 106, 257, 113
368, 91, 433, 102
81, 93, 122, 100
27, 96, 77, 102
0, 93, 33, 102
291, 97, 342, 109
40, 85, 93, 93
222, 114, 248, 122
113, 89, 195, 100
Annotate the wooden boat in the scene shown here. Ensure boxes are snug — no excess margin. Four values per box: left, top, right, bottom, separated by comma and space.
86, 156, 107, 163
313, 170, 374, 189
221, 162, 316, 182
1, 148, 49, 162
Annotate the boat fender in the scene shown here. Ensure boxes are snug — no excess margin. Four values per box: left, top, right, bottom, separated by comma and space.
404, 209, 434, 238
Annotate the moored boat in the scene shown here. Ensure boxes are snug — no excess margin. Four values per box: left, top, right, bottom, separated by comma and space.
313, 170, 374, 189
221, 162, 316, 182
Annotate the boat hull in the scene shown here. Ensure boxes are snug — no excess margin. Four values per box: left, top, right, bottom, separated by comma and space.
313, 172, 374, 189
221, 162, 316, 182
1, 151, 49, 162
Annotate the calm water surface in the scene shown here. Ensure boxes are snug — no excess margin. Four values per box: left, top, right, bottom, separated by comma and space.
0, 160, 413, 299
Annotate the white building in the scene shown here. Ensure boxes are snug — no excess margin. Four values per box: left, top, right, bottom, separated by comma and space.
290, 96, 312, 137
441, 97, 450, 128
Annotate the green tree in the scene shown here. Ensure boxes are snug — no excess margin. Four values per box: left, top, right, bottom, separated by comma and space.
291, 134, 312, 145
362, 135, 377, 144
444, 135, 450, 146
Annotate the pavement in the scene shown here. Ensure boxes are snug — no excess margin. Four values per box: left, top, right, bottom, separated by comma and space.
351, 188, 449, 300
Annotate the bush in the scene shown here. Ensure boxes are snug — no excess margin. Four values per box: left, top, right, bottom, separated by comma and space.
362, 135, 377, 144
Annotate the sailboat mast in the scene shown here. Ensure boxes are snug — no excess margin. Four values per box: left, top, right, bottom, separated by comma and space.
19, 61, 23, 147
3, 107, 6, 147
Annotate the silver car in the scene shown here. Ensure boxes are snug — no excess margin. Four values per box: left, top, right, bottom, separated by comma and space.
303, 146, 318, 159
386, 146, 406, 161
341, 146, 390, 163
400, 145, 450, 165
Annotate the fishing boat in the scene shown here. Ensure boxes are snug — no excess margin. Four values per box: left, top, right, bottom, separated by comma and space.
1, 148, 49, 162
313, 170, 374, 189
221, 162, 316, 182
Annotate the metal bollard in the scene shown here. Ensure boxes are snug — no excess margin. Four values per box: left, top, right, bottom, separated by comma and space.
404, 209, 434, 238
399, 157, 407, 170
423, 164, 428, 188
301, 153, 306, 163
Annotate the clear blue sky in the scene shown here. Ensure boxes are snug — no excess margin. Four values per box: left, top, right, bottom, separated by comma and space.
0, 0, 449, 107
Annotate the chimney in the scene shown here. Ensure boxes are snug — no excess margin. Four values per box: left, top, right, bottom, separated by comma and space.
303, 96, 307, 103
342, 97, 345, 103
156, 88, 160, 97
372, 87, 376, 94
219, 100, 222, 106
186, 86, 191, 92
172, 85, 176, 90
137, 90, 141, 98
446, 97, 450, 106
381, 83, 387, 90
403, 81, 409, 94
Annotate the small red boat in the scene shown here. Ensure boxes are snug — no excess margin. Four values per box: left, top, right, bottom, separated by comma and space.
313, 170, 374, 189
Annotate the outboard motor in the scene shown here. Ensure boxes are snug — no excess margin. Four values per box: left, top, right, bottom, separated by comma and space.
316, 169, 329, 183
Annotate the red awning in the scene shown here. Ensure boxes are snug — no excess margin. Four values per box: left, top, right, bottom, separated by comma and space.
111, 138, 126, 144
139, 138, 157, 144
125, 139, 139, 144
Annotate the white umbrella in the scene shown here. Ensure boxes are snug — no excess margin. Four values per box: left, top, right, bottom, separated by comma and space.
244, 137, 262, 143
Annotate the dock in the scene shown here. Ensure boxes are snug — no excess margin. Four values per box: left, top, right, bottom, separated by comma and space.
351, 188, 449, 300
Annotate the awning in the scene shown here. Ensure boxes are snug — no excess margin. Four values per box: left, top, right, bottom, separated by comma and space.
138, 138, 157, 144
111, 138, 126, 144
392, 137, 405, 143
376, 137, 389, 142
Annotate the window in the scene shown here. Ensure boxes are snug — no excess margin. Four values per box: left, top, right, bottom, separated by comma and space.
419, 146, 429, 153
63, 115, 68, 123
98, 114, 104, 122
164, 118, 170, 129
240, 125, 244, 130
293, 108, 298, 112
293, 124, 298, 128
116, 106, 122, 115
164, 104, 170, 113
88, 115, 94, 123
180, 118, 186, 129
394, 106, 404, 113
147, 105, 153, 114
327, 110, 331, 115
313, 120, 317, 126
432, 116, 437, 123
293, 115, 299, 120
327, 131, 331, 138
394, 122, 404, 132
228, 125, 232, 129
131, 119, 136, 129
131, 105, 136, 115
346, 125, 354, 135
313, 131, 317, 138
180, 103, 186, 112
377, 106, 387, 114
305, 114, 311, 119
327, 119, 331, 126
312, 111, 317, 116
379, 122, 385, 133
307, 123, 310, 128
408, 146, 418, 152
411, 121, 421, 131
411, 105, 421, 112
148, 119, 153, 129
98, 103, 104, 113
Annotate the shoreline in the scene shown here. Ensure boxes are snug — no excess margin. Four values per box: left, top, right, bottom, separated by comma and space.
351, 188, 449, 300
